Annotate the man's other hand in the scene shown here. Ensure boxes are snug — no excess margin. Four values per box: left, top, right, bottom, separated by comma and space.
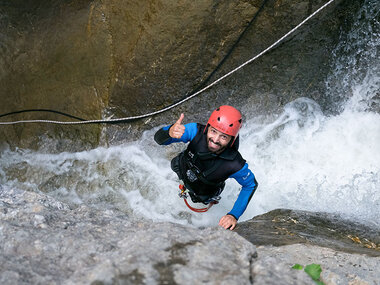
169, 113, 185, 139
219, 214, 237, 230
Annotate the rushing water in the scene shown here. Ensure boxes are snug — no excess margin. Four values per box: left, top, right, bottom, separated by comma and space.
0, 0, 379, 228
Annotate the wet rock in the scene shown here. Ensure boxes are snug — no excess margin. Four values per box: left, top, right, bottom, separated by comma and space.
237, 209, 380, 284
0, 0, 365, 151
235, 208, 380, 257
0, 0, 257, 151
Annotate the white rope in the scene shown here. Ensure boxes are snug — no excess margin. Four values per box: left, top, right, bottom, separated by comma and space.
0, 0, 335, 126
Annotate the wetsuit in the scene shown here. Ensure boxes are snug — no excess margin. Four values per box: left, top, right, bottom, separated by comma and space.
154, 122, 258, 220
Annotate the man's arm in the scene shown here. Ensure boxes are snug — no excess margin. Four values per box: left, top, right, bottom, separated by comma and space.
219, 163, 258, 230
154, 113, 198, 145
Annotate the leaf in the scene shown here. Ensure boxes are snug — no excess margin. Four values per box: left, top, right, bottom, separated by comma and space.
292, 264, 304, 270
304, 264, 322, 281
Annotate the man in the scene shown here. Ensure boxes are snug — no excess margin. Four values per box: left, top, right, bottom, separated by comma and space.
154, 105, 258, 230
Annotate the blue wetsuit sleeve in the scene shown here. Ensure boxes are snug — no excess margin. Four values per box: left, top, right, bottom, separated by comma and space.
160, 122, 198, 144
227, 163, 258, 220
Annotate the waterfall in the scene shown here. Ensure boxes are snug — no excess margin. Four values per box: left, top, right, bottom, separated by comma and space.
0, 0, 379, 228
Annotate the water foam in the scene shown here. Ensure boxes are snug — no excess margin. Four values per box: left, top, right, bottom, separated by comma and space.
238, 97, 380, 226
1, 94, 379, 228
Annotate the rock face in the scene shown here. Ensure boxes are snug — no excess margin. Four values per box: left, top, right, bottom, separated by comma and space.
0, 187, 300, 284
0, 0, 363, 151
235, 208, 380, 257
255, 244, 380, 285
1, 187, 379, 284
0, 0, 257, 151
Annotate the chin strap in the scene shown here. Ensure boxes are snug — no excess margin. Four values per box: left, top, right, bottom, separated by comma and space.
178, 184, 217, 213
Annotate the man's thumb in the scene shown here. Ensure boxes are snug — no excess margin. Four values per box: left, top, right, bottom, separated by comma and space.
176, 113, 184, 125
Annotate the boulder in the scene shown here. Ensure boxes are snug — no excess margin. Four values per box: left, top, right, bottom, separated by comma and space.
235, 208, 380, 257
0, 187, 257, 284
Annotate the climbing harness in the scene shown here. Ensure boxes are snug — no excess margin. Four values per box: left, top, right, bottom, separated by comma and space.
0, 0, 336, 126
178, 184, 218, 213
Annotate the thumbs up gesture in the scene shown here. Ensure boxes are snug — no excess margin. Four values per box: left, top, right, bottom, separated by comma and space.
169, 113, 185, 139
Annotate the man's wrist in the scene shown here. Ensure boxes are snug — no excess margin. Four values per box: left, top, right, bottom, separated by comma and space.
154, 127, 172, 145
226, 213, 238, 220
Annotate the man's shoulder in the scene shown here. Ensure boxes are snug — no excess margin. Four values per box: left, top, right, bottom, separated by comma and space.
187, 123, 205, 135
182, 122, 201, 142
186, 122, 201, 128
185, 122, 200, 132
187, 122, 204, 130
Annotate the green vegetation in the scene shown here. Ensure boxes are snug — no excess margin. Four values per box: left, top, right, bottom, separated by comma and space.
292, 263, 325, 285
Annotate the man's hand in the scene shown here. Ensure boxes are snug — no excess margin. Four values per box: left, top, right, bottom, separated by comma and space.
169, 113, 185, 139
219, 214, 237, 230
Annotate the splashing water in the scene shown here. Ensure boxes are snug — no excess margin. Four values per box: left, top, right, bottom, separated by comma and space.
1, 95, 379, 228
0, 0, 379, 227
240, 0, 380, 226
239, 97, 380, 226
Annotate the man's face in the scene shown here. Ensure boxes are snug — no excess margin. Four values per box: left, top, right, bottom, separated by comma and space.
207, 126, 232, 153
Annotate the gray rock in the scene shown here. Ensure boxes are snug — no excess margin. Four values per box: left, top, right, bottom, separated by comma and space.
0, 188, 257, 284
251, 256, 311, 285
235, 209, 380, 257
256, 244, 380, 285
1, 187, 379, 284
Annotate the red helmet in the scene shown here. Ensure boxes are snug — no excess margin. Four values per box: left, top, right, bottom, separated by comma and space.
206, 105, 242, 138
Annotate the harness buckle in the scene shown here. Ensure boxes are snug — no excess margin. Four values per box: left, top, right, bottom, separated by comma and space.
205, 195, 221, 205
178, 183, 189, 198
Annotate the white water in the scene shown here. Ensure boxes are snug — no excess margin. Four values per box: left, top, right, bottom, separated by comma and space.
0, 0, 379, 228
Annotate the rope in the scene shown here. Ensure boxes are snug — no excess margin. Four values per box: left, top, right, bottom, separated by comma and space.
0, 109, 86, 121
0, 0, 335, 126
0, 0, 267, 126
191, 0, 270, 93
183, 198, 215, 213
